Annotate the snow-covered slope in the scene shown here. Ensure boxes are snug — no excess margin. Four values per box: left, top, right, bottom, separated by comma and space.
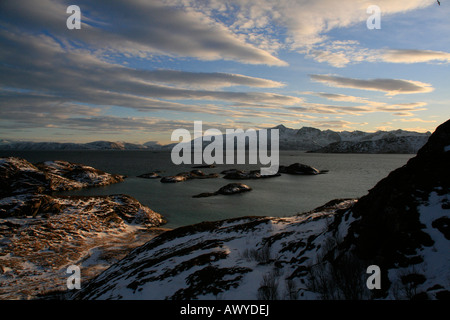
309, 135, 430, 154
279, 126, 430, 152
71, 199, 357, 300
0, 193, 166, 299
164, 125, 431, 153
0, 157, 166, 299
72, 119, 449, 300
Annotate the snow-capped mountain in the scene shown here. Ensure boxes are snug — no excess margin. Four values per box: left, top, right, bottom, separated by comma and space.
308, 135, 430, 154
0, 126, 431, 153
277, 126, 430, 152
72, 119, 449, 300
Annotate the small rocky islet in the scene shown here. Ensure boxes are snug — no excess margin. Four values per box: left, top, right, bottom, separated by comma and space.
137, 163, 327, 200
192, 183, 252, 198
137, 162, 328, 198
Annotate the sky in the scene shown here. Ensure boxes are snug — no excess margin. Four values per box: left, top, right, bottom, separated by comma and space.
0, 0, 449, 144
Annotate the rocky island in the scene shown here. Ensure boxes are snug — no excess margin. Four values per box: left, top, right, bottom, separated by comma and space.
160, 169, 219, 183
193, 183, 252, 198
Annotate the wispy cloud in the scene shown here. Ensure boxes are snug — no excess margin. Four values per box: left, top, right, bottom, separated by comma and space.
310, 74, 434, 95
393, 118, 437, 123
0, 27, 300, 129
304, 41, 450, 68
381, 49, 450, 64
0, 0, 287, 66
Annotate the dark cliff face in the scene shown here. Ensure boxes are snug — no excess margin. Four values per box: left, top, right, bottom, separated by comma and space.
343, 119, 450, 296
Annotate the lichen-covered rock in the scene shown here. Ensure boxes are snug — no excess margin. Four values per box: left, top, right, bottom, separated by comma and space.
0, 157, 165, 300
0, 193, 166, 299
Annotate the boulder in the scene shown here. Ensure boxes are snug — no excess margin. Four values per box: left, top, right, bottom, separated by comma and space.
222, 169, 280, 179
160, 175, 188, 183
278, 163, 328, 175
160, 170, 219, 183
193, 183, 252, 198
217, 183, 252, 195
137, 172, 161, 179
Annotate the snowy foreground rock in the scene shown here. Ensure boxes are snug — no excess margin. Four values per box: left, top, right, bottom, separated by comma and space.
73, 120, 449, 300
0, 158, 166, 299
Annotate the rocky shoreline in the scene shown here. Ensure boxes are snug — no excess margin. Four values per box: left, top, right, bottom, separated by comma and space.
0, 157, 166, 299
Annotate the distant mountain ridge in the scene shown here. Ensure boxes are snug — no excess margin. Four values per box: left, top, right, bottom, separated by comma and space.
0, 126, 431, 153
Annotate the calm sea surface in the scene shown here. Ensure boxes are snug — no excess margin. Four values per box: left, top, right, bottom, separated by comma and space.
0, 150, 414, 228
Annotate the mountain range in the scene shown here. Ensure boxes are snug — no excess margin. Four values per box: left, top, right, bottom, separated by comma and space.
0, 125, 431, 153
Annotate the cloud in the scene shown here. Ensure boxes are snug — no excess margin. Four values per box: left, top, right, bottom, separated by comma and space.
381, 49, 450, 64
299, 92, 429, 117
128, 70, 285, 89
303, 91, 384, 107
0, 28, 299, 118
1, 0, 438, 68
287, 103, 372, 116
393, 118, 437, 123
305, 119, 364, 130
301, 40, 377, 68
376, 102, 428, 112
213, 0, 434, 48
310, 74, 434, 95
0, 0, 442, 141
302, 41, 450, 68
0, 0, 286, 66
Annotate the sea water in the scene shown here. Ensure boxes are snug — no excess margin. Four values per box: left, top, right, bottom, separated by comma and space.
0, 150, 414, 228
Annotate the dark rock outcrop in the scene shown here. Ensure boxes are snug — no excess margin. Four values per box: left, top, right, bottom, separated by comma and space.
137, 172, 161, 179
278, 163, 328, 175
160, 170, 219, 183
222, 169, 280, 180
193, 183, 252, 198
335, 119, 450, 298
